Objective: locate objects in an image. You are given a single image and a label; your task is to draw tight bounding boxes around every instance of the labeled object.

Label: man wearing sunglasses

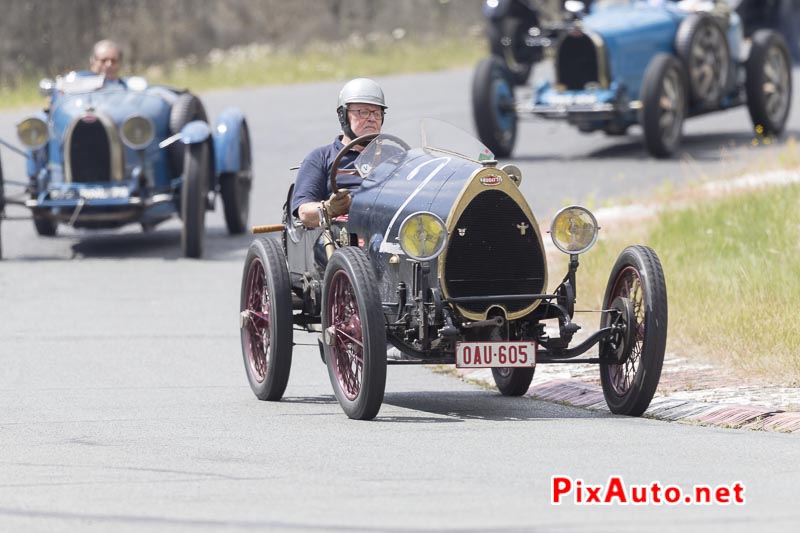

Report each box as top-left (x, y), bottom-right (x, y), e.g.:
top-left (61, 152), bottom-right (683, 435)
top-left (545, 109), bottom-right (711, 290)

top-left (291, 78), bottom-right (388, 228)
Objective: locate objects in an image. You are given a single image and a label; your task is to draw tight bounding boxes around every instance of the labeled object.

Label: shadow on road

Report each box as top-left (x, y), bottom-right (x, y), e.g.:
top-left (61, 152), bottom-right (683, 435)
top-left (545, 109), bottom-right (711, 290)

top-left (69, 226), bottom-right (253, 261)
top-left (510, 129), bottom-right (799, 163)
top-left (382, 390), bottom-right (609, 423)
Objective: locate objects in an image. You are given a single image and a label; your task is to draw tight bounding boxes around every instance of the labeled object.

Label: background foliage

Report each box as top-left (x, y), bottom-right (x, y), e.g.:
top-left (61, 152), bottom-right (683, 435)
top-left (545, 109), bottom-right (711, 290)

top-left (0, 0), bottom-right (482, 86)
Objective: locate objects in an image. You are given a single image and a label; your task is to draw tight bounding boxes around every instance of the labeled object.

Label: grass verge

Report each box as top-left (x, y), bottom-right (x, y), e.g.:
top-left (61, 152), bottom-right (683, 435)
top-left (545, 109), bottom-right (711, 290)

top-left (571, 182), bottom-right (800, 385)
top-left (0, 34), bottom-right (486, 110)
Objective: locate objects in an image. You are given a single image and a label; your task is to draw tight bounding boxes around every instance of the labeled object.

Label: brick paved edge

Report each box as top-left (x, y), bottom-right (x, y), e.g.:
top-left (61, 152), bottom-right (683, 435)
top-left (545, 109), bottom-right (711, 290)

top-left (455, 369), bottom-right (800, 434)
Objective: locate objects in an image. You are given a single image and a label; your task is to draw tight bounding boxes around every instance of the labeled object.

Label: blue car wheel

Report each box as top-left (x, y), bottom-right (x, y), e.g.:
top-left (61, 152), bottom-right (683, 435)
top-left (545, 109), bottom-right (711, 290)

top-left (639, 53), bottom-right (688, 158)
top-left (472, 56), bottom-right (518, 158)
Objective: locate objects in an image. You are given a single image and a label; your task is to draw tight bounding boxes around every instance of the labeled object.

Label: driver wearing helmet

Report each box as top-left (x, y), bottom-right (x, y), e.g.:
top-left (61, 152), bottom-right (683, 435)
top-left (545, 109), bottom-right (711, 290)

top-left (291, 78), bottom-right (387, 228)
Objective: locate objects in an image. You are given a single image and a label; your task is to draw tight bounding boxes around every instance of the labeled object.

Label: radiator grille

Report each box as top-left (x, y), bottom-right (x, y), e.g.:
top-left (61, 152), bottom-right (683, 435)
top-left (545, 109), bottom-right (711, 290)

top-left (69, 118), bottom-right (111, 183)
top-left (444, 190), bottom-right (546, 314)
top-left (558, 33), bottom-right (599, 91)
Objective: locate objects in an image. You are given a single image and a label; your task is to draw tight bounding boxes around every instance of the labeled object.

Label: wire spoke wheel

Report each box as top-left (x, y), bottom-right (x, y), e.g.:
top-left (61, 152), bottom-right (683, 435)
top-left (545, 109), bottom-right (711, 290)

top-left (322, 247), bottom-right (386, 420)
top-left (600, 245), bottom-right (667, 416)
top-left (329, 270), bottom-right (364, 400)
top-left (239, 237), bottom-right (293, 401)
top-left (243, 257), bottom-right (270, 383)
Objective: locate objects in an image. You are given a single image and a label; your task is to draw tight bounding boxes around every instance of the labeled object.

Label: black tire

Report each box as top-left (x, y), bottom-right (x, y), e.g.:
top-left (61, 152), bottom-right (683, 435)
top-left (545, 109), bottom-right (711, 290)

top-left (639, 53), bottom-right (687, 158)
top-left (33, 215), bottom-right (57, 237)
top-left (240, 236), bottom-right (293, 401)
top-left (492, 367), bottom-right (535, 396)
top-left (322, 247), bottom-right (387, 420)
top-left (674, 13), bottom-right (731, 108)
top-left (181, 142), bottom-right (208, 258)
top-left (599, 245), bottom-right (668, 416)
top-left (745, 29), bottom-right (792, 136)
top-left (488, 17), bottom-right (537, 86)
top-left (169, 92), bottom-right (208, 178)
top-left (220, 121), bottom-right (253, 235)
top-left (472, 56), bottom-right (518, 158)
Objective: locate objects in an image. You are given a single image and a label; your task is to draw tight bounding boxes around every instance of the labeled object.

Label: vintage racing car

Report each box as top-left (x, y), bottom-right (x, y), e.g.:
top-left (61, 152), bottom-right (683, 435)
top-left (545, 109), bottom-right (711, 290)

top-left (0, 72), bottom-right (252, 259)
top-left (473, 0), bottom-right (793, 158)
top-left (238, 119), bottom-right (668, 420)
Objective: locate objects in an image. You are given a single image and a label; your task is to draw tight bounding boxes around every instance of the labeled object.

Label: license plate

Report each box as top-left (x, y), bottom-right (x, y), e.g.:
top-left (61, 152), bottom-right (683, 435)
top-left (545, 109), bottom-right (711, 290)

top-left (456, 341), bottom-right (536, 368)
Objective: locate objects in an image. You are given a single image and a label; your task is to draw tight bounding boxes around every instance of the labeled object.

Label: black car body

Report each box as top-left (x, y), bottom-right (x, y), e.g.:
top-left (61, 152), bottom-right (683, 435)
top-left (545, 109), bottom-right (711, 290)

top-left (239, 119), bottom-right (668, 420)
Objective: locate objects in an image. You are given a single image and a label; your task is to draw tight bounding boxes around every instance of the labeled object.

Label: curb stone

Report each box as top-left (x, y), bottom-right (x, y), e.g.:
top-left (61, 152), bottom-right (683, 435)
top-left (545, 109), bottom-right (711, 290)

top-left (455, 369), bottom-right (800, 434)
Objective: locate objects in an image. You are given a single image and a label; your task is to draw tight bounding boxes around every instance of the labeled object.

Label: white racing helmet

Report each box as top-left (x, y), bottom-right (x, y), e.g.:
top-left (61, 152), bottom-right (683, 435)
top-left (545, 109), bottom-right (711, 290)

top-left (336, 78), bottom-right (387, 139)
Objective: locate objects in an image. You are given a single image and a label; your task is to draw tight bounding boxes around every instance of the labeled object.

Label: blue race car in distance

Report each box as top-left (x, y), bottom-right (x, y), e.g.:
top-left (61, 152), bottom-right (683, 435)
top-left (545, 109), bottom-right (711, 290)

top-left (472, 0), bottom-right (793, 158)
top-left (0, 72), bottom-right (252, 258)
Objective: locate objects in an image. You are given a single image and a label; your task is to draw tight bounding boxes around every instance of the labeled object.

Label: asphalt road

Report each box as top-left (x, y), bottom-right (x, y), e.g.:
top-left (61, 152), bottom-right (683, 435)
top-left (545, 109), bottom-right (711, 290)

top-left (1, 67), bottom-right (800, 532)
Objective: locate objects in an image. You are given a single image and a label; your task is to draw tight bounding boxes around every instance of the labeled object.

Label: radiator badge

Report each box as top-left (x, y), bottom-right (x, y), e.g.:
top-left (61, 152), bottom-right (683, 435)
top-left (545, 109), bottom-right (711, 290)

top-left (517, 222), bottom-right (529, 236)
top-left (457, 228), bottom-right (467, 237)
top-left (480, 175), bottom-right (502, 186)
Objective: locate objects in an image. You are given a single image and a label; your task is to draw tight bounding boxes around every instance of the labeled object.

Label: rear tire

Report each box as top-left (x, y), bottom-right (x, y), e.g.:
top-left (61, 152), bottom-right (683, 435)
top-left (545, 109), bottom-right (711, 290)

top-left (675, 13), bottom-right (731, 109)
top-left (220, 122), bottom-right (252, 235)
top-left (240, 236), bottom-right (293, 401)
top-left (181, 142), bottom-right (208, 258)
top-left (745, 29), bottom-right (792, 136)
top-left (472, 56), bottom-right (517, 158)
top-left (33, 215), bottom-right (57, 237)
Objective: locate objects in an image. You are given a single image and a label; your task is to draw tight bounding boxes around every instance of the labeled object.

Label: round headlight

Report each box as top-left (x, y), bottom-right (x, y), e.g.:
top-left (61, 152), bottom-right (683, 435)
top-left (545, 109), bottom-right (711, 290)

top-left (121, 115), bottom-right (155, 150)
top-left (550, 205), bottom-right (599, 255)
top-left (398, 211), bottom-right (448, 261)
top-left (16, 118), bottom-right (48, 150)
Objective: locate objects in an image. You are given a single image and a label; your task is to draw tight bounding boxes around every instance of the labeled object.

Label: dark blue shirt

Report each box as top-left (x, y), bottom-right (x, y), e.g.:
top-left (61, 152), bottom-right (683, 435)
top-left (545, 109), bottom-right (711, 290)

top-left (291, 136), bottom-right (363, 216)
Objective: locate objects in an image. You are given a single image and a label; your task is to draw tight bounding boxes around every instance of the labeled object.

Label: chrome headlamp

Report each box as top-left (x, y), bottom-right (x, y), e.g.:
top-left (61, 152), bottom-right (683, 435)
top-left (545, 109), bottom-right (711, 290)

top-left (17, 118), bottom-right (49, 150)
top-left (550, 205), bottom-right (599, 255)
top-left (121, 115), bottom-right (155, 150)
top-left (398, 211), bottom-right (448, 261)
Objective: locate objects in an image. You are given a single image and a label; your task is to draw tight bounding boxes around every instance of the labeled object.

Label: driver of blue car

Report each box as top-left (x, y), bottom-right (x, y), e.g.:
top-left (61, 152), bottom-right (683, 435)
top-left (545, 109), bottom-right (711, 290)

top-left (291, 77), bottom-right (387, 228)
top-left (89, 39), bottom-right (125, 88)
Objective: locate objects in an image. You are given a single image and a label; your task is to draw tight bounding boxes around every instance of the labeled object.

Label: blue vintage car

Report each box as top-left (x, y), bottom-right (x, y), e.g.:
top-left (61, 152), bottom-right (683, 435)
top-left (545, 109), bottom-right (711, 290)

top-left (0, 72), bottom-right (252, 258)
top-left (472, 0), bottom-right (793, 158)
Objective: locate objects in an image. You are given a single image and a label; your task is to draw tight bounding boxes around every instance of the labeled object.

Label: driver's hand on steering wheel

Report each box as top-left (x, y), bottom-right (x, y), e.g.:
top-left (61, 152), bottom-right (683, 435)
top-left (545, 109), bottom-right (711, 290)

top-left (323, 190), bottom-right (352, 218)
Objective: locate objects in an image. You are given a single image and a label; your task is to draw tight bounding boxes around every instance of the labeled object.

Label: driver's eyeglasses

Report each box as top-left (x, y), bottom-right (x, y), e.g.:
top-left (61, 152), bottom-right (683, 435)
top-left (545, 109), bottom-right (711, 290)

top-left (349, 108), bottom-right (383, 119)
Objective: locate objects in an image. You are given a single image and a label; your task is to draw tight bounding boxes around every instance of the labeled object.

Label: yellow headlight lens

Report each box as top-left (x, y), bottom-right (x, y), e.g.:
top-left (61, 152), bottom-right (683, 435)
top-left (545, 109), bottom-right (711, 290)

top-left (121, 115), bottom-right (155, 150)
top-left (17, 118), bottom-right (49, 150)
top-left (550, 206), bottom-right (598, 254)
top-left (398, 212), bottom-right (448, 261)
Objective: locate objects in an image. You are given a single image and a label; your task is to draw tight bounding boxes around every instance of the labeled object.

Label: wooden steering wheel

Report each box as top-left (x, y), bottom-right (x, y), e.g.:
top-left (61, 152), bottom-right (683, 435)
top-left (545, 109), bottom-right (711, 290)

top-left (329, 133), bottom-right (411, 193)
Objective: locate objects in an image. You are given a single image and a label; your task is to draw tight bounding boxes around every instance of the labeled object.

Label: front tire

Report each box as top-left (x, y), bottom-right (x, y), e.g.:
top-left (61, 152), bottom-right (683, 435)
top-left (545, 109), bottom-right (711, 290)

top-left (640, 53), bottom-right (687, 158)
top-left (181, 142), bottom-right (208, 258)
top-left (746, 29), bottom-right (792, 136)
top-left (599, 245), bottom-right (668, 416)
top-left (472, 56), bottom-right (517, 158)
top-left (240, 236), bottom-right (293, 401)
top-left (322, 247), bottom-right (387, 420)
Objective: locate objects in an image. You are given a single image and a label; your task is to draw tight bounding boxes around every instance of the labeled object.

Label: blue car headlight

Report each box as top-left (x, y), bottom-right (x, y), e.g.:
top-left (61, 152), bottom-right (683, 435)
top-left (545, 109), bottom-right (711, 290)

top-left (121, 115), bottom-right (155, 150)
top-left (17, 118), bottom-right (48, 150)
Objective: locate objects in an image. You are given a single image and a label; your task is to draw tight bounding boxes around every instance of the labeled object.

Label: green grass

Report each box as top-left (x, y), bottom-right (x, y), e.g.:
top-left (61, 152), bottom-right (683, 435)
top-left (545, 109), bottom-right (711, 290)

top-left (572, 183), bottom-right (800, 385)
top-left (0, 35), bottom-right (486, 110)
